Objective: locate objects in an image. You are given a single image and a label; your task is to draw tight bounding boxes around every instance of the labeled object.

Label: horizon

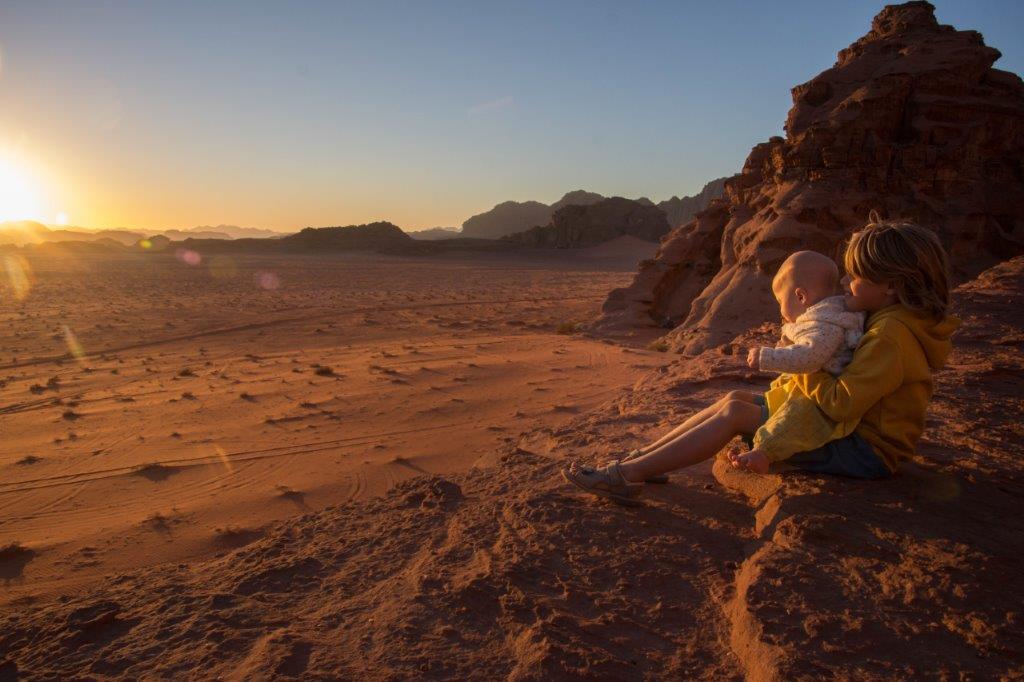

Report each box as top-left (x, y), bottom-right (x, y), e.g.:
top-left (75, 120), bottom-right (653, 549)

top-left (1, 0), bottom-right (1022, 232)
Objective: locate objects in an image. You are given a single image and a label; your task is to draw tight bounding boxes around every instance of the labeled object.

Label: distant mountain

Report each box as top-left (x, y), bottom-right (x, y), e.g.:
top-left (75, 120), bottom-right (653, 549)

top-left (503, 198), bottom-right (670, 248)
top-left (549, 190), bottom-right (605, 212)
top-left (282, 223), bottom-right (412, 250)
top-left (460, 200), bottom-right (553, 240)
top-left (0, 220), bottom-right (49, 245)
top-left (656, 177), bottom-right (728, 228)
top-left (185, 225), bottom-right (289, 239)
top-left (460, 182), bottom-right (726, 239)
top-left (0, 221), bottom-right (145, 247)
top-left (159, 229), bottom-right (233, 241)
top-left (0, 221), bottom-right (291, 247)
top-left (408, 226), bottom-right (461, 241)
top-left (176, 222), bottom-right (414, 253)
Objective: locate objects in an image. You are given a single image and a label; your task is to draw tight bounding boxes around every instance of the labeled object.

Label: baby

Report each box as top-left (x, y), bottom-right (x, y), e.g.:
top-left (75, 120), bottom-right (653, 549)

top-left (729, 250), bottom-right (865, 474)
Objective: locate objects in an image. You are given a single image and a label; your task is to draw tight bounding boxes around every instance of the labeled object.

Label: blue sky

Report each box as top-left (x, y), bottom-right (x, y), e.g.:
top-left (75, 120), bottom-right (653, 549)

top-left (1, 0), bottom-right (1021, 230)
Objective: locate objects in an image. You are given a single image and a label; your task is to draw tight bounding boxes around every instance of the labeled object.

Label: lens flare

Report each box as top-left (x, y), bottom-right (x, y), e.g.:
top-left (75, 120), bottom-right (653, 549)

top-left (62, 324), bottom-right (87, 363)
top-left (3, 255), bottom-right (34, 301)
top-left (255, 271), bottom-right (280, 290)
top-left (214, 445), bottom-right (234, 474)
top-left (175, 248), bottom-right (202, 266)
top-left (139, 239), bottom-right (153, 250)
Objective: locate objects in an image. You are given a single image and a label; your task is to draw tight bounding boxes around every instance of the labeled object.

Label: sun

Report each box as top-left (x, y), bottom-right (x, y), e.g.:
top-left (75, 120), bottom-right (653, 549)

top-left (0, 157), bottom-right (44, 223)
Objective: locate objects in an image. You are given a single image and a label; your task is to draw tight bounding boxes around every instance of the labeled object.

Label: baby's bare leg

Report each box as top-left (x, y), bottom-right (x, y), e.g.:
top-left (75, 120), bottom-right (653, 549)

top-left (619, 398), bottom-right (764, 482)
top-left (636, 390), bottom-right (759, 454)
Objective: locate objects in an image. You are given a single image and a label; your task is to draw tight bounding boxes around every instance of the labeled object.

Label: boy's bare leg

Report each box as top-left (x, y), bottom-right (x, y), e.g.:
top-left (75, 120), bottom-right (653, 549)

top-left (633, 390), bottom-right (759, 455)
top-left (618, 399), bottom-right (764, 483)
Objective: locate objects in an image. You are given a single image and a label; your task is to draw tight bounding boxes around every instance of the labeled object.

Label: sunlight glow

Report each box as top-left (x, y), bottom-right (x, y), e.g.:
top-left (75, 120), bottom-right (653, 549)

top-left (56, 211), bottom-right (69, 225)
top-left (0, 157), bottom-right (44, 222)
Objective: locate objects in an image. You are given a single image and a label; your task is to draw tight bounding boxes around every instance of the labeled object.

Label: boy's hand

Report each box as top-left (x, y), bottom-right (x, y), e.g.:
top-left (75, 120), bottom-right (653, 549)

top-left (746, 348), bottom-right (760, 369)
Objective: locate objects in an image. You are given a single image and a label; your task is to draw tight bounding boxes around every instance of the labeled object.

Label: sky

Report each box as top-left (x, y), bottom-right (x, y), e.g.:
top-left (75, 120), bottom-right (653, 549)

top-left (0, 1), bottom-right (1022, 232)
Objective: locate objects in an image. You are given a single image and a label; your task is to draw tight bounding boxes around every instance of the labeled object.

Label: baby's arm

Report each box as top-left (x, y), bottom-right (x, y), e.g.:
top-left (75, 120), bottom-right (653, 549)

top-left (756, 323), bottom-right (845, 374)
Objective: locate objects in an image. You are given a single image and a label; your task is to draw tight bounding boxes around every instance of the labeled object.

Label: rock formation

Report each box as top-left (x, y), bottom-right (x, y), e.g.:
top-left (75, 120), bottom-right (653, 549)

top-left (549, 189), bottom-right (605, 212)
top-left (657, 177), bottom-right (727, 228)
top-left (460, 200), bottom-right (558, 240)
top-left (461, 184), bottom-right (725, 240)
top-left (276, 222), bottom-right (413, 251)
top-left (594, 1), bottom-right (1024, 352)
top-left (503, 198), bottom-right (670, 248)
top-left (175, 222), bottom-right (412, 254)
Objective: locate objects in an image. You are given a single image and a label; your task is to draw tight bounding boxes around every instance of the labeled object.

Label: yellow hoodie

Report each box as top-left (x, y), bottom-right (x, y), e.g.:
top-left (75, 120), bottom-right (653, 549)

top-left (785, 304), bottom-right (959, 472)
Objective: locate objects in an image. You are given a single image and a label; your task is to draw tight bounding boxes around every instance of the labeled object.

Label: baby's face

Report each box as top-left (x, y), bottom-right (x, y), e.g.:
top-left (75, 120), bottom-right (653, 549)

top-left (772, 278), bottom-right (806, 323)
top-left (772, 272), bottom-right (831, 323)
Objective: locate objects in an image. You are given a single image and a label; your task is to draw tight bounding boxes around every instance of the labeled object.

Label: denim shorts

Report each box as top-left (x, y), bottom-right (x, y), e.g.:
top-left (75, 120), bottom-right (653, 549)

top-left (740, 394), bottom-right (771, 449)
top-left (743, 393), bottom-right (892, 480)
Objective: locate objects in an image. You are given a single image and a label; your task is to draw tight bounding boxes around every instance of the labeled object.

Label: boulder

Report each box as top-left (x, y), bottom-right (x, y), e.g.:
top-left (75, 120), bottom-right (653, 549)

top-left (593, 1), bottom-right (1024, 352)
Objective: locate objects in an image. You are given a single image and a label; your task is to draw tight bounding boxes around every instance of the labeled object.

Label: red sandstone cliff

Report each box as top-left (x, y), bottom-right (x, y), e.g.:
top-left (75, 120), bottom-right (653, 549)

top-left (594, 1), bottom-right (1024, 352)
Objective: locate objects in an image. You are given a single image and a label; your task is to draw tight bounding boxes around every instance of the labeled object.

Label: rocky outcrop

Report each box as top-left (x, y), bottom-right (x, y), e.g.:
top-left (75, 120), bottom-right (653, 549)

top-left (176, 222), bottom-right (413, 254)
top-left (460, 191), bottom-right (607, 240)
top-left (277, 222), bottom-right (413, 250)
top-left (594, 1), bottom-right (1024, 352)
top-left (549, 189), bottom-right (605, 212)
top-left (656, 177), bottom-right (727, 228)
top-left (502, 198), bottom-right (670, 248)
top-left (460, 200), bottom-right (553, 239)
top-left (461, 185), bottom-right (722, 240)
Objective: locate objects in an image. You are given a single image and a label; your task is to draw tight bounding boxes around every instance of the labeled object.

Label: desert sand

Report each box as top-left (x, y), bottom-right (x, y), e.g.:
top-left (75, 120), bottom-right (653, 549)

top-left (0, 240), bottom-right (664, 605)
top-left (2, 249), bottom-right (1022, 680)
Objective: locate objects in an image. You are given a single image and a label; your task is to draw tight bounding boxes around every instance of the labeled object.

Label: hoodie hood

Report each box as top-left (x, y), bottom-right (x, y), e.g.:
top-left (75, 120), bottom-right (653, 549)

top-left (869, 304), bottom-right (961, 370)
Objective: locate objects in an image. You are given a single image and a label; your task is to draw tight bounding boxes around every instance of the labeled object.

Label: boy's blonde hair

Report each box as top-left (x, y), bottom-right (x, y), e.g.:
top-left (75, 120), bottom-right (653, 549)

top-left (844, 211), bottom-right (950, 319)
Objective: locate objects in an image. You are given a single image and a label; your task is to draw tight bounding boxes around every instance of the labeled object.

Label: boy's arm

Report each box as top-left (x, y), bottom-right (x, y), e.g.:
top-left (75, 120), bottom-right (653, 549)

top-left (758, 324), bottom-right (845, 374)
top-left (790, 332), bottom-right (904, 423)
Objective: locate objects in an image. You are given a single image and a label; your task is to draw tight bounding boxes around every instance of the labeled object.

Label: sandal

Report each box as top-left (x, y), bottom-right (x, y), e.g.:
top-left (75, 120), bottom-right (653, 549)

top-left (621, 449), bottom-right (669, 484)
top-left (561, 460), bottom-right (643, 506)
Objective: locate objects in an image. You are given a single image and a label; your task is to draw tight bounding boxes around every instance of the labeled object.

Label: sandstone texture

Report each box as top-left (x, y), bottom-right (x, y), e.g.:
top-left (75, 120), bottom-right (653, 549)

top-left (595, 1), bottom-right (1024, 352)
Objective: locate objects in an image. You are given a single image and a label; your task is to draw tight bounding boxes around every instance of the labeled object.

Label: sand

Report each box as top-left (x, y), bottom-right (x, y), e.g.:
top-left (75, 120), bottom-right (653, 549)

top-left (1, 248), bottom-right (1021, 679)
top-left (0, 245), bottom-right (664, 604)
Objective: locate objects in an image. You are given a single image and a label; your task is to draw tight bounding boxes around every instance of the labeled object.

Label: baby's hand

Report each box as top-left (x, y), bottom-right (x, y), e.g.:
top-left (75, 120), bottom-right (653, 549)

top-left (746, 348), bottom-right (760, 369)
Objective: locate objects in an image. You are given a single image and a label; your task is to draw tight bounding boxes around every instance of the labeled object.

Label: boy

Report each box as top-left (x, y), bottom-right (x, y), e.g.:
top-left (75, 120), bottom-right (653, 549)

top-left (561, 218), bottom-right (958, 505)
top-left (727, 250), bottom-right (864, 474)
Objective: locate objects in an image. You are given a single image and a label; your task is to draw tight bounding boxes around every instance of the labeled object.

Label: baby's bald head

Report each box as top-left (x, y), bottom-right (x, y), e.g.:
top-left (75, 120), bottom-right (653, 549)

top-left (772, 251), bottom-right (839, 322)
